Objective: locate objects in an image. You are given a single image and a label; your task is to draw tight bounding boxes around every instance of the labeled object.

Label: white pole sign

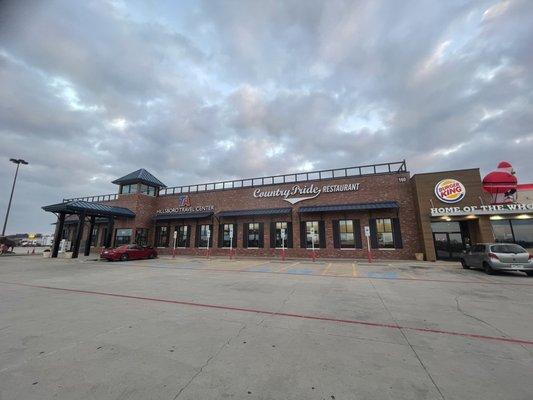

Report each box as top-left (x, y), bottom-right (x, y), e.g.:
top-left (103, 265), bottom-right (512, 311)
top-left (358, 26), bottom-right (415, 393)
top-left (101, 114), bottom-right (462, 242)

top-left (364, 226), bottom-right (370, 237)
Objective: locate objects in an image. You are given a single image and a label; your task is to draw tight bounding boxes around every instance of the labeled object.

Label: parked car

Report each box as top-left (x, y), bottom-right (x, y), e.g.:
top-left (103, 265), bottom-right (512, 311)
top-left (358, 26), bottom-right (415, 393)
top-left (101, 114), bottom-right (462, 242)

top-left (460, 243), bottom-right (533, 276)
top-left (100, 244), bottom-right (157, 261)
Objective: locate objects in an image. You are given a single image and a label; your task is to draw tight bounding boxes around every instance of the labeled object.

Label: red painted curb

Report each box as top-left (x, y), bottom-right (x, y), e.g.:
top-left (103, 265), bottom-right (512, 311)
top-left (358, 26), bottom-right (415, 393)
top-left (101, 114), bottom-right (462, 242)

top-left (1, 280), bottom-right (532, 346)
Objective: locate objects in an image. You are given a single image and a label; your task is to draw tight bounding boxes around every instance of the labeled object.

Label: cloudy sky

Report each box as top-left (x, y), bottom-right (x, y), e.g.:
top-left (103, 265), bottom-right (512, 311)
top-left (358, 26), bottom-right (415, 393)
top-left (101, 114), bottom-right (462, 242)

top-left (1, 0), bottom-right (532, 234)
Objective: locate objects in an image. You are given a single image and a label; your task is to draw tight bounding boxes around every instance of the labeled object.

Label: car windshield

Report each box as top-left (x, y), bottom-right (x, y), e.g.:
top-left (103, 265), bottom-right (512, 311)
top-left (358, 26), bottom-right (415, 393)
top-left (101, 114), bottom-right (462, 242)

top-left (490, 244), bottom-right (526, 254)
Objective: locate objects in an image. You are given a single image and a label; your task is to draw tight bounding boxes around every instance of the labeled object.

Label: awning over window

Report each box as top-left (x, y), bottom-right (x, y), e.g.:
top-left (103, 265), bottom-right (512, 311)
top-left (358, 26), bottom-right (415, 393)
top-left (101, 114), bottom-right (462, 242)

top-left (299, 201), bottom-right (399, 213)
top-left (153, 211), bottom-right (214, 221)
top-left (42, 200), bottom-right (135, 218)
top-left (217, 207), bottom-right (292, 218)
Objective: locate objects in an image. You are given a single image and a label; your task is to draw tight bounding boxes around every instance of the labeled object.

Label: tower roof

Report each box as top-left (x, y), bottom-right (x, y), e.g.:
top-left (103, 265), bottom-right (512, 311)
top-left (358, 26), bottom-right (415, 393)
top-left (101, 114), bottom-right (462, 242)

top-left (112, 168), bottom-right (166, 187)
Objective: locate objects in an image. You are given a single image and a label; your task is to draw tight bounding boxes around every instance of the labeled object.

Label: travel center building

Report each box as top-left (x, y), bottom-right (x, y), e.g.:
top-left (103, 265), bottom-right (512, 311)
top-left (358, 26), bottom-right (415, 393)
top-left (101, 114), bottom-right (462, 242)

top-left (43, 160), bottom-right (533, 261)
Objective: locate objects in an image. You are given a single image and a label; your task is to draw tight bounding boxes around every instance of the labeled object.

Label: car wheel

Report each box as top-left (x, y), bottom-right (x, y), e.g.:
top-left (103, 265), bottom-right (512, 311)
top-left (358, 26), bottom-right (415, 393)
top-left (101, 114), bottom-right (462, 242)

top-left (525, 271), bottom-right (533, 277)
top-left (483, 262), bottom-right (495, 275)
top-left (460, 259), bottom-right (470, 269)
top-left (148, 253), bottom-right (155, 259)
top-left (121, 254), bottom-right (129, 262)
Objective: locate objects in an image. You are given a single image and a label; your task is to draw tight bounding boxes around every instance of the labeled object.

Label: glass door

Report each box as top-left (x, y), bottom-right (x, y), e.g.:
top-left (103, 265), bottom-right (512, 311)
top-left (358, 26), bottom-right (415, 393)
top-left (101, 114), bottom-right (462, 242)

top-left (432, 232), bottom-right (465, 260)
top-left (433, 233), bottom-right (450, 260)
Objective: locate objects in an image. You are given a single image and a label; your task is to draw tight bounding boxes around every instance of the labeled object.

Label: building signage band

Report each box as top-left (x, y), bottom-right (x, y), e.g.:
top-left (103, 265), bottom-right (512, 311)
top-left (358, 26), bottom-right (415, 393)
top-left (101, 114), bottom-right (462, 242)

top-left (430, 203), bottom-right (533, 217)
top-left (156, 205), bottom-right (214, 214)
top-left (253, 183), bottom-right (361, 205)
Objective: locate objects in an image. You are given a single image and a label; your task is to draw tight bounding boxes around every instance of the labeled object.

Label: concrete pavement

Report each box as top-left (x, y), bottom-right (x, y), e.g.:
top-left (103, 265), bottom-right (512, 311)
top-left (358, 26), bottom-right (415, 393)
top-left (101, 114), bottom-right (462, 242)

top-left (0, 255), bottom-right (532, 399)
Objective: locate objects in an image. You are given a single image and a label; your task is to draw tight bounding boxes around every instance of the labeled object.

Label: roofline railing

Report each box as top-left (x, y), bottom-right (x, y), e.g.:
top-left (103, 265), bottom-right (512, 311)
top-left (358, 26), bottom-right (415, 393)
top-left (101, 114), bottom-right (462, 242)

top-left (63, 194), bottom-right (118, 203)
top-left (63, 160), bottom-right (407, 203)
top-left (160, 160), bottom-right (407, 197)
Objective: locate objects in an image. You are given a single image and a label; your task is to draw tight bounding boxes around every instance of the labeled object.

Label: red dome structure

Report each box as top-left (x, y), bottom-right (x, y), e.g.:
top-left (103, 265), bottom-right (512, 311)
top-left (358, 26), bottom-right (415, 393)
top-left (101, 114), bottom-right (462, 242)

top-left (482, 161), bottom-right (517, 204)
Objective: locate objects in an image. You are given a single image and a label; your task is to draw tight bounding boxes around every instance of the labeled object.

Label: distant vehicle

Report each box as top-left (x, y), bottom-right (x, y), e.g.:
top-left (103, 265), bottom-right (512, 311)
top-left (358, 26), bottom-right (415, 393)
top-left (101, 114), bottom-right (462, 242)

top-left (461, 243), bottom-right (533, 276)
top-left (100, 245), bottom-right (157, 261)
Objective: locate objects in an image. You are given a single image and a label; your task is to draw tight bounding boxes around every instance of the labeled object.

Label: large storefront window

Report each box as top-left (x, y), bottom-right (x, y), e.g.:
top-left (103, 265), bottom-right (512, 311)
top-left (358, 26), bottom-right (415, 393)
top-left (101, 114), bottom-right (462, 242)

top-left (221, 224), bottom-right (233, 247)
top-left (246, 223), bottom-right (260, 248)
top-left (176, 225), bottom-right (189, 247)
top-left (275, 222), bottom-right (288, 248)
top-left (376, 218), bottom-right (394, 248)
top-left (198, 225), bottom-right (211, 247)
top-left (155, 226), bottom-right (169, 247)
top-left (492, 219), bottom-right (533, 248)
top-left (115, 229), bottom-right (132, 246)
top-left (135, 228), bottom-right (149, 246)
top-left (305, 221), bottom-right (319, 249)
top-left (339, 220), bottom-right (355, 248)
top-left (100, 227), bottom-right (108, 246)
top-left (91, 226), bottom-right (99, 246)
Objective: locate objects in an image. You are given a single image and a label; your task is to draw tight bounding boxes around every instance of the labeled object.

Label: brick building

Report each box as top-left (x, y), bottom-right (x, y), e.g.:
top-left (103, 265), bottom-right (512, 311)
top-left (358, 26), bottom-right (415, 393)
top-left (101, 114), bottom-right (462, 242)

top-left (43, 160), bottom-right (533, 261)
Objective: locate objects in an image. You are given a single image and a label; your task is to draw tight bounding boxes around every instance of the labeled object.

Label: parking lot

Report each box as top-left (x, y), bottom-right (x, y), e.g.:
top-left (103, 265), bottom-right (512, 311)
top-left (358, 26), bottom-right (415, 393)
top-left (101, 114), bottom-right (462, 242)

top-left (1, 255), bottom-right (532, 400)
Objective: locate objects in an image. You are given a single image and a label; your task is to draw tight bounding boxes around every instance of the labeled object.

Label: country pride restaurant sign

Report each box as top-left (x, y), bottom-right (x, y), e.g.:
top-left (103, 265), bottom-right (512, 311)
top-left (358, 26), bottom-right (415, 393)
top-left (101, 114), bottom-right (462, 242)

top-left (253, 182), bottom-right (361, 204)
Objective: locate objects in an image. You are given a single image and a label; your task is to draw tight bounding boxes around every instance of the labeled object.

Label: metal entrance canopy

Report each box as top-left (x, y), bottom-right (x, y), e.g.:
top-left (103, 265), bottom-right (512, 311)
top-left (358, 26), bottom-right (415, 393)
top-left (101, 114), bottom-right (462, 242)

top-left (42, 200), bottom-right (135, 259)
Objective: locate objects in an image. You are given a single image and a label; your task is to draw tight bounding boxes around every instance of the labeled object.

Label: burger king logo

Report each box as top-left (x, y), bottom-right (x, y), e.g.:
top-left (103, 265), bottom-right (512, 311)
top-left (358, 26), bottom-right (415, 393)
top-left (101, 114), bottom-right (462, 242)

top-left (434, 179), bottom-right (466, 203)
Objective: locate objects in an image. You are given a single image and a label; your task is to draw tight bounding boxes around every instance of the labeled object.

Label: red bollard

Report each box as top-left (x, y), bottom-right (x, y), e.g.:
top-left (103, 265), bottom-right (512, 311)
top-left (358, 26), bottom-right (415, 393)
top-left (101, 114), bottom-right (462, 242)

top-left (281, 248), bottom-right (286, 261)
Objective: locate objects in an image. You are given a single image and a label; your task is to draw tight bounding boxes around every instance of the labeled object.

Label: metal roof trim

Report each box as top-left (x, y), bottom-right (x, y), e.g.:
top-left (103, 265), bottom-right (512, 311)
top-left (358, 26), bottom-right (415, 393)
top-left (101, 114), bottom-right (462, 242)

top-left (112, 168), bottom-right (166, 187)
top-left (42, 201), bottom-right (135, 218)
top-left (217, 208), bottom-right (292, 217)
top-left (298, 201), bottom-right (399, 213)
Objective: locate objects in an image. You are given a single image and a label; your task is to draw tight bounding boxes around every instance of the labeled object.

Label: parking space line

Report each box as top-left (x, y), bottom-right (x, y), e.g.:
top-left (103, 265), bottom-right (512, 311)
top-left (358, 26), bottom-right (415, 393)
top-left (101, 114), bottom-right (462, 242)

top-left (2, 280), bottom-right (533, 346)
top-left (276, 261), bottom-right (300, 272)
top-left (321, 262), bottom-right (333, 276)
top-left (94, 261), bottom-right (533, 286)
top-left (352, 262), bottom-right (358, 277)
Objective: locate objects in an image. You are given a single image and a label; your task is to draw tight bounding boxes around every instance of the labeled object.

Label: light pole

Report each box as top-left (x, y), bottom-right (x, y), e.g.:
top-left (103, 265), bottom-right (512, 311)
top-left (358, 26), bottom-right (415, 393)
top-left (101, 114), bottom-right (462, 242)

top-left (2, 158), bottom-right (28, 236)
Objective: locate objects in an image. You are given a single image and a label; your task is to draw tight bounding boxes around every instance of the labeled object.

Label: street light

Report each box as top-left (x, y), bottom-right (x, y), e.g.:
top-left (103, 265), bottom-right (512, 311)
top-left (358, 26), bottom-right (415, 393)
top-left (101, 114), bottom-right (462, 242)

top-left (2, 158), bottom-right (29, 236)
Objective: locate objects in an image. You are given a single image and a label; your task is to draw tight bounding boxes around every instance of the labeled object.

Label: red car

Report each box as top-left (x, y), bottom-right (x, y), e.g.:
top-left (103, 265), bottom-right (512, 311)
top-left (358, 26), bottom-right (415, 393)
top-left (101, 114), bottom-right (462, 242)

top-left (100, 245), bottom-right (157, 261)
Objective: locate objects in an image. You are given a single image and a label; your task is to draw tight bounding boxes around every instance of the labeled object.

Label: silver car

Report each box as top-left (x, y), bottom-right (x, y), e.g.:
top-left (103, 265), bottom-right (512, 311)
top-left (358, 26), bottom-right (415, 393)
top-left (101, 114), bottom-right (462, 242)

top-left (461, 243), bottom-right (533, 276)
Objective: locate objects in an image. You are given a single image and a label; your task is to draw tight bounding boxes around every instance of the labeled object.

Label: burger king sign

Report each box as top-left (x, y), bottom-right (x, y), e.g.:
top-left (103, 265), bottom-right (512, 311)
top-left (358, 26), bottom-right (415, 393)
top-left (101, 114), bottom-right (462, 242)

top-left (434, 179), bottom-right (466, 203)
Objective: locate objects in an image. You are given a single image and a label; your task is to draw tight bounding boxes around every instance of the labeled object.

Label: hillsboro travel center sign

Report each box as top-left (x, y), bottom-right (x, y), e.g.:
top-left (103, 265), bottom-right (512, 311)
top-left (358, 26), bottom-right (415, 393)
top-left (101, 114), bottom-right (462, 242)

top-left (431, 203), bottom-right (533, 217)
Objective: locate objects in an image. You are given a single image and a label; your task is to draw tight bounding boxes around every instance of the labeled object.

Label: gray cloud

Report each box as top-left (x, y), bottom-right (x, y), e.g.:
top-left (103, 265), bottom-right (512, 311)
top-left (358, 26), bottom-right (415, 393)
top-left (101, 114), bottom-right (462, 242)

top-left (0, 0), bottom-right (532, 234)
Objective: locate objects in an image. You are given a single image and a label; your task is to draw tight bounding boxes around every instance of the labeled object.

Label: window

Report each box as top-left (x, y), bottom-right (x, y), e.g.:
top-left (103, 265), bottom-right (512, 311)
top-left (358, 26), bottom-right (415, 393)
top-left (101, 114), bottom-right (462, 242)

top-left (275, 222), bottom-right (288, 248)
top-left (247, 223), bottom-right (260, 248)
top-left (376, 218), bottom-right (394, 248)
top-left (305, 221), bottom-right (319, 249)
top-left (121, 184), bottom-right (137, 194)
top-left (198, 225), bottom-right (211, 247)
top-left (140, 184), bottom-right (156, 196)
top-left (510, 219), bottom-right (533, 249)
top-left (135, 228), bottom-right (149, 246)
top-left (492, 219), bottom-right (533, 248)
top-left (221, 224), bottom-right (234, 247)
top-left (430, 221), bottom-right (461, 233)
top-left (490, 244), bottom-right (527, 254)
top-left (90, 226), bottom-right (99, 246)
top-left (100, 227), bottom-right (108, 246)
top-left (115, 229), bottom-right (132, 246)
top-left (339, 220), bottom-right (355, 248)
top-left (176, 225), bottom-right (188, 247)
top-left (155, 226), bottom-right (169, 247)
top-left (492, 220), bottom-right (514, 243)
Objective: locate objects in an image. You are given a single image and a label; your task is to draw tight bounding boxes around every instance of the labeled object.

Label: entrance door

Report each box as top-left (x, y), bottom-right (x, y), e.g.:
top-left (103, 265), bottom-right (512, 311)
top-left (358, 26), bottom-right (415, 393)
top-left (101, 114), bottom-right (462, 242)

top-left (433, 232), bottom-right (465, 260)
top-left (431, 221), bottom-right (468, 261)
